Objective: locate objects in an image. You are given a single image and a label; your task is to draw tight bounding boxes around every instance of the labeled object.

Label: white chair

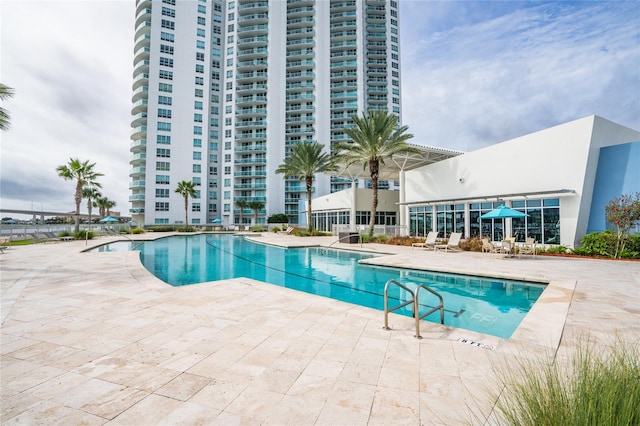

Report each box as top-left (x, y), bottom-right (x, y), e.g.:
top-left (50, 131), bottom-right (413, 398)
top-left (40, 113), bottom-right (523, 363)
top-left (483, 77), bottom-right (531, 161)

top-left (434, 232), bottom-right (462, 252)
top-left (412, 231), bottom-right (438, 249)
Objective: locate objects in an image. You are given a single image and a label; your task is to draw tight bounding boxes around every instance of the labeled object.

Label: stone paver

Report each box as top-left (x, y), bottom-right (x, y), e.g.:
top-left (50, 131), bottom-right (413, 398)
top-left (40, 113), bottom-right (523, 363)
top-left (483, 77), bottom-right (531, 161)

top-left (1, 233), bottom-right (638, 425)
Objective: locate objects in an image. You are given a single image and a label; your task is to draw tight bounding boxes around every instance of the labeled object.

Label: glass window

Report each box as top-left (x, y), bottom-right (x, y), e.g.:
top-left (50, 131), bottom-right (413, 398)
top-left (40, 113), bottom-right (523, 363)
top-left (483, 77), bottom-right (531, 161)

top-left (193, 152), bottom-right (202, 160)
top-left (161, 19), bottom-right (174, 30)
top-left (193, 138), bottom-right (202, 147)
top-left (157, 135), bottom-right (171, 144)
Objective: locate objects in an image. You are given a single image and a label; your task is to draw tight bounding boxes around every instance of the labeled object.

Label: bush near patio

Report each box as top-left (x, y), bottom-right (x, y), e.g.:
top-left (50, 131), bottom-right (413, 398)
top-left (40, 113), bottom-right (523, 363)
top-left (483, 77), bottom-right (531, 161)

top-left (492, 338), bottom-right (639, 426)
top-left (572, 231), bottom-right (640, 259)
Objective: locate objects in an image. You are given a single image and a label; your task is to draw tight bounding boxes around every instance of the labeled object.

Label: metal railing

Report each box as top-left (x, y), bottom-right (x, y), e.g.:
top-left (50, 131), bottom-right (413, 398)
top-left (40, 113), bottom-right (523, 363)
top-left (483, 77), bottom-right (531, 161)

top-left (383, 279), bottom-right (444, 339)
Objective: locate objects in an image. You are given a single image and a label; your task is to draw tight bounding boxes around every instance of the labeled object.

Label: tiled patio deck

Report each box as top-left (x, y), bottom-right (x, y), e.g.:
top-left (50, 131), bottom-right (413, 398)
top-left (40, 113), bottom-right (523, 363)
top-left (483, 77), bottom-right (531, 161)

top-left (1, 233), bottom-right (638, 425)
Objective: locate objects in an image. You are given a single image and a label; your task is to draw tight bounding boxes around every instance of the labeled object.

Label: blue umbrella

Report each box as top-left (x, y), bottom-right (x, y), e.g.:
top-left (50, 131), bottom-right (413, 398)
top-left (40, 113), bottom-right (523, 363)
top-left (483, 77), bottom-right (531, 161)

top-left (479, 205), bottom-right (528, 240)
top-left (99, 216), bottom-right (120, 223)
top-left (479, 205), bottom-right (528, 220)
top-left (211, 218), bottom-right (223, 224)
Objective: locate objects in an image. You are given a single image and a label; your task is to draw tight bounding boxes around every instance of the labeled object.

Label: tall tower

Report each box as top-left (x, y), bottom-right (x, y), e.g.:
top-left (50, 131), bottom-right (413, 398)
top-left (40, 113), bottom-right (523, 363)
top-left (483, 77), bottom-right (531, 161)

top-left (130, 0), bottom-right (402, 227)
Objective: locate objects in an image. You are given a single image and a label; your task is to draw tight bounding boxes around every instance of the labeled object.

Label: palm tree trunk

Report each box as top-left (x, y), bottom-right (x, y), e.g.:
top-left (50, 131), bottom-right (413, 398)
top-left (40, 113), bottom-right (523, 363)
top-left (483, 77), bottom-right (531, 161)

top-left (184, 196), bottom-right (188, 228)
top-left (369, 160), bottom-right (379, 237)
top-left (74, 180), bottom-right (82, 233)
top-left (306, 176), bottom-right (313, 232)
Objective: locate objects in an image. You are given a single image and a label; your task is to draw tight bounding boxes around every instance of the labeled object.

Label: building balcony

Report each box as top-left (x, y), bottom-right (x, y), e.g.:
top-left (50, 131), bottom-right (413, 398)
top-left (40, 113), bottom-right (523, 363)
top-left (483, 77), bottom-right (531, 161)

top-left (235, 143), bottom-right (266, 152)
top-left (286, 49), bottom-right (315, 59)
top-left (237, 35), bottom-right (268, 48)
top-left (366, 31), bottom-right (387, 40)
top-left (130, 139), bottom-right (147, 153)
top-left (235, 183), bottom-right (267, 190)
top-left (134, 20), bottom-right (151, 40)
top-left (131, 112), bottom-right (147, 127)
top-left (286, 0), bottom-right (314, 6)
top-left (237, 59), bottom-right (268, 70)
top-left (129, 166), bottom-right (146, 177)
top-left (238, 13), bottom-right (268, 25)
top-left (329, 30), bottom-right (357, 40)
top-left (135, 8), bottom-right (151, 28)
top-left (366, 5), bottom-right (386, 14)
top-left (129, 180), bottom-right (146, 189)
top-left (235, 170), bottom-right (267, 177)
top-left (133, 34), bottom-right (151, 53)
top-left (236, 95), bottom-right (267, 105)
top-left (285, 104), bottom-right (315, 112)
top-left (130, 125), bottom-right (147, 139)
top-left (129, 194), bottom-right (146, 201)
top-left (286, 27), bottom-right (315, 37)
top-left (235, 132), bottom-right (267, 140)
top-left (330, 91), bottom-right (357, 100)
top-left (330, 40), bottom-right (357, 49)
top-left (286, 82), bottom-right (315, 91)
top-left (132, 73), bottom-right (149, 90)
top-left (236, 83), bottom-right (268, 93)
top-left (286, 38), bottom-right (315, 48)
top-left (286, 59), bottom-right (315, 69)
top-left (330, 60), bottom-right (357, 69)
top-left (366, 68), bottom-right (387, 76)
top-left (285, 116), bottom-right (315, 123)
top-left (131, 98), bottom-right (148, 115)
top-left (285, 93), bottom-right (315, 101)
top-left (330, 1), bottom-right (356, 10)
top-left (233, 196), bottom-right (267, 202)
top-left (286, 6), bottom-right (314, 18)
top-left (286, 16), bottom-right (315, 29)
top-left (236, 107), bottom-right (267, 116)
top-left (237, 24), bottom-right (268, 36)
top-left (237, 47), bottom-right (268, 59)
top-left (235, 119), bottom-right (267, 128)
top-left (235, 158), bottom-right (267, 165)
top-left (236, 70), bottom-right (268, 82)
top-left (132, 59), bottom-right (150, 78)
top-left (285, 70), bottom-right (315, 80)
top-left (238, 1), bottom-right (268, 13)
top-left (129, 207), bottom-right (145, 214)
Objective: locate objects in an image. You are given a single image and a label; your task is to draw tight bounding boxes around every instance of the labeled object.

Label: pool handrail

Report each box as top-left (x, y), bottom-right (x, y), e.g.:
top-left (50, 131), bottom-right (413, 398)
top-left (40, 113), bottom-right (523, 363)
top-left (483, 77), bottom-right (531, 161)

top-left (383, 279), bottom-right (445, 339)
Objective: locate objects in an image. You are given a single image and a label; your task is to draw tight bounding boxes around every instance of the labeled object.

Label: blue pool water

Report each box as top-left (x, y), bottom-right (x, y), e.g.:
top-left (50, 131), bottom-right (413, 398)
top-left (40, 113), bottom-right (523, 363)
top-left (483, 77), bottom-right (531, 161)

top-left (95, 234), bottom-right (545, 338)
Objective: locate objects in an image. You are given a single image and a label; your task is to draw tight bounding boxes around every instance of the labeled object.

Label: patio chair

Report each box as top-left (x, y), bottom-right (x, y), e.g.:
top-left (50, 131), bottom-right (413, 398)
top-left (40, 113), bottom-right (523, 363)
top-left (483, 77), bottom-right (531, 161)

top-left (412, 231), bottom-right (438, 249)
top-left (434, 232), bottom-right (462, 252)
top-left (500, 240), bottom-right (515, 257)
top-left (481, 238), bottom-right (499, 256)
top-left (519, 237), bottom-right (536, 256)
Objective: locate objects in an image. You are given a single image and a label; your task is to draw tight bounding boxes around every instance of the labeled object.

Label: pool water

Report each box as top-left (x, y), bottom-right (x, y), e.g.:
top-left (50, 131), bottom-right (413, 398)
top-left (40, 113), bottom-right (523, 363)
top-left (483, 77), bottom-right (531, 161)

top-left (95, 234), bottom-right (545, 338)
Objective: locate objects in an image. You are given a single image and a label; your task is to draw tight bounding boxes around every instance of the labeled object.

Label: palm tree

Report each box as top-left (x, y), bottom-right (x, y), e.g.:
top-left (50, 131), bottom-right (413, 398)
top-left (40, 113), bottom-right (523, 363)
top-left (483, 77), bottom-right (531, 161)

top-left (104, 198), bottom-right (116, 216)
top-left (0, 83), bottom-right (15, 131)
top-left (334, 111), bottom-right (420, 237)
top-left (175, 180), bottom-right (197, 229)
top-left (276, 140), bottom-right (338, 232)
top-left (82, 187), bottom-right (102, 227)
top-left (235, 199), bottom-right (249, 227)
top-left (247, 200), bottom-right (265, 227)
top-left (56, 158), bottom-right (103, 232)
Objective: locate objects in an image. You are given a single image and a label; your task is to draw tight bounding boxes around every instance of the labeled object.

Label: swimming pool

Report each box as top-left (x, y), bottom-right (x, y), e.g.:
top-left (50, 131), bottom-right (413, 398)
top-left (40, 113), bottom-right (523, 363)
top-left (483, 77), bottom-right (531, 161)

top-left (95, 234), bottom-right (545, 338)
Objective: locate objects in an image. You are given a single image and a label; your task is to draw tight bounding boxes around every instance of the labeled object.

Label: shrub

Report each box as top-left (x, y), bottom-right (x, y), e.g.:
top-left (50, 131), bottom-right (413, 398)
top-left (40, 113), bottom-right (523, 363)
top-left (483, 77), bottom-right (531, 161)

top-left (271, 226), bottom-right (281, 233)
top-left (58, 231), bottom-right (71, 237)
top-left (130, 227), bottom-right (144, 234)
top-left (492, 337), bottom-right (639, 426)
top-left (545, 245), bottom-right (568, 254)
top-left (73, 230), bottom-right (94, 240)
top-left (249, 225), bottom-right (268, 232)
top-left (459, 236), bottom-right (483, 252)
top-left (267, 214), bottom-right (289, 224)
top-left (384, 236), bottom-right (423, 246)
top-left (178, 226), bottom-right (196, 232)
top-left (144, 225), bottom-right (178, 232)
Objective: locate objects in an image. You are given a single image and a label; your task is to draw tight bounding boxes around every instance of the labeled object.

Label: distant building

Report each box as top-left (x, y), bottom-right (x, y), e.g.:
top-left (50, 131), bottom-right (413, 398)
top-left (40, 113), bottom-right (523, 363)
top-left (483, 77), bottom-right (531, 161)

top-left (129, 0), bottom-right (404, 227)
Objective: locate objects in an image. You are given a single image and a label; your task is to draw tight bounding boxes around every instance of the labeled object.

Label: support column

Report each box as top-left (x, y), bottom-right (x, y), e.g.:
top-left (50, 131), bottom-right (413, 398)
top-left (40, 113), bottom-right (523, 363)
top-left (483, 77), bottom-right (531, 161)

top-left (399, 169), bottom-right (408, 236)
top-left (350, 180), bottom-right (357, 231)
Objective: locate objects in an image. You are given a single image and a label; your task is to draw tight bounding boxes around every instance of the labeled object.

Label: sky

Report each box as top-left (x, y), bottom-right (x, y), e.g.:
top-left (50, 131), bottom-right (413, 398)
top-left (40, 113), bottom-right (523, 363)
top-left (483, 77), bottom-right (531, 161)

top-left (1, 0), bottom-right (638, 217)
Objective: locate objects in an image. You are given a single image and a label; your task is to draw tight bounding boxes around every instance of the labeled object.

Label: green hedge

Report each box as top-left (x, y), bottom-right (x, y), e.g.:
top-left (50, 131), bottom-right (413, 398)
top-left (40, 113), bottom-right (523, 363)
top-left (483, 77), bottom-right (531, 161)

top-left (572, 230), bottom-right (640, 259)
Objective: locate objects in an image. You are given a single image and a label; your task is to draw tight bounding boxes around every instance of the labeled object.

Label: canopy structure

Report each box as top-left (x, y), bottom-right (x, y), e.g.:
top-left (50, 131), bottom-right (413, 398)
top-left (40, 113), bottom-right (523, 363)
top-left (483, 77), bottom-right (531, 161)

top-left (327, 143), bottom-right (462, 181)
top-left (211, 218), bottom-right (223, 224)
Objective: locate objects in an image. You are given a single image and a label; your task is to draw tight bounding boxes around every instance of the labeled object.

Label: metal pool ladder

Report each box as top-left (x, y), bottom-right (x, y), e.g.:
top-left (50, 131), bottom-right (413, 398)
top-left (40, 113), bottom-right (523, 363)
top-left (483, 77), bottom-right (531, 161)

top-left (383, 279), bottom-right (445, 339)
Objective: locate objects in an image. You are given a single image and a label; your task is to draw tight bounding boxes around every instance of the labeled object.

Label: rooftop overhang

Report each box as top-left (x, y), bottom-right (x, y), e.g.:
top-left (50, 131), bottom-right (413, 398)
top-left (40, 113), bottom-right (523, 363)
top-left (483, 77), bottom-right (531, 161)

top-left (327, 143), bottom-right (463, 181)
top-left (399, 189), bottom-right (577, 206)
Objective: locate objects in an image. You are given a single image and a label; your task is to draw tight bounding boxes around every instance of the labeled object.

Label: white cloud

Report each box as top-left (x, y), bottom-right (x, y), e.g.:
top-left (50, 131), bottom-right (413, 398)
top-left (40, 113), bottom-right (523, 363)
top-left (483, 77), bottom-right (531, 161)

top-left (400, 1), bottom-right (640, 151)
top-left (1, 0), bottom-right (134, 215)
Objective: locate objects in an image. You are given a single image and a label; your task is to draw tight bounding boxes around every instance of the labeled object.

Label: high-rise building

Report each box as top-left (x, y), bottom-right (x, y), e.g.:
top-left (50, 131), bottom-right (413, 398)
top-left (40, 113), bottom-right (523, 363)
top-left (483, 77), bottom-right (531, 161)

top-left (130, 0), bottom-right (402, 226)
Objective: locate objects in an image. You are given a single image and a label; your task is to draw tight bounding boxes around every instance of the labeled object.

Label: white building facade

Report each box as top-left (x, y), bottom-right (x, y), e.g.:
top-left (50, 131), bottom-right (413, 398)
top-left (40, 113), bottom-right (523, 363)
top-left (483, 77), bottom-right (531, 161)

top-left (129, 0), bottom-right (403, 227)
top-left (309, 116), bottom-right (640, 248)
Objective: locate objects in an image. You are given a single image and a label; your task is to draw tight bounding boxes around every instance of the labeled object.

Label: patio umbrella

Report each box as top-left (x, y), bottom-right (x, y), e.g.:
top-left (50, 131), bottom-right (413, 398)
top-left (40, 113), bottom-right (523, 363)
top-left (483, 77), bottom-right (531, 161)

top-left (211, 218), bottom-right (223, 224)
top-left (479, 205), bottom-right (528, 240)
top-left (99, 216), bottom-right (120, 223)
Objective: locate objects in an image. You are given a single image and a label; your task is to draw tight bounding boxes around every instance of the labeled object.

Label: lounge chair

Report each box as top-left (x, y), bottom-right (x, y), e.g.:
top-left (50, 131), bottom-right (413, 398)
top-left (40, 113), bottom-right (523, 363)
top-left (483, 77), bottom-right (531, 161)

top-left (412, 231), bottom-right (438, 249)
top-left (434, 232), bottom-right (462, 252)
top-left (43, 232), bottom-right (61, 243)
top-left (278, 226), bottom-right (294, 234)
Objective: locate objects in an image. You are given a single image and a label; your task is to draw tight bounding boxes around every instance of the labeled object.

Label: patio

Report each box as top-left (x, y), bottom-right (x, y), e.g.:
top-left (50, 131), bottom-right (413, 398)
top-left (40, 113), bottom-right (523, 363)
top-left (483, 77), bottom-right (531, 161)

top-left (1, 233), bottom-right (638, 424)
